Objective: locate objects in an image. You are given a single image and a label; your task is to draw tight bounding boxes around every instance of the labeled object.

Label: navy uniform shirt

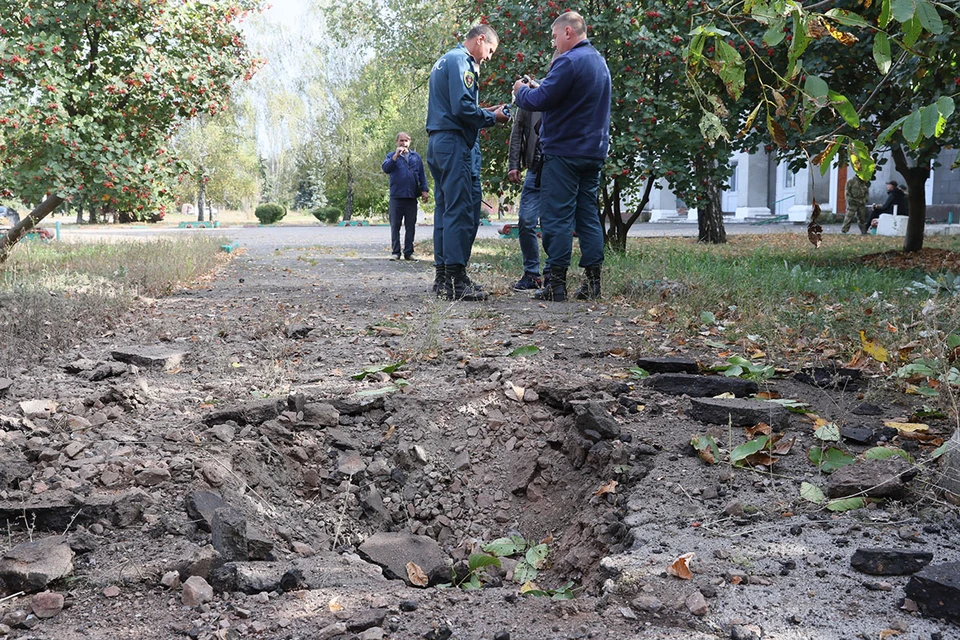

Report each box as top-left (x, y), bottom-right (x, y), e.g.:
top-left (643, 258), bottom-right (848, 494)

top-left (427, 43), bottom-right (497, 148)
top-left (515, 40), bottom-right (611, 161)
top-left (382, 150), bottom-right (428, 199)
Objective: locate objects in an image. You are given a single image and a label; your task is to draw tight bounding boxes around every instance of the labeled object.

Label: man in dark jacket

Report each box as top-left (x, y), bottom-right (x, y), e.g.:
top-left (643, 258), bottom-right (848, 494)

top-left (871, 180), bottom-right (909, 225)
top-left (513, 11), bottom-right (611, 301)
top-left (382, 132), bottom-right (428, 260)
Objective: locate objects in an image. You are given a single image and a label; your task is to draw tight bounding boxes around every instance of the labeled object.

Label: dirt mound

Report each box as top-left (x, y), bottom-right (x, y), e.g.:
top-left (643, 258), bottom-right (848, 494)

top-left (860, 247), bottom-right (960, 272)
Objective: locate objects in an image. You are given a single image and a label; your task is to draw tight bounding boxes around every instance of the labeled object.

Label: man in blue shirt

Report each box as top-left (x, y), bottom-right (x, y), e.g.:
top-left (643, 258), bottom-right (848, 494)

top-left (427, 24), bottom-right (509, 301)
top-left (382, 132), bottom-right (428, 260)
top-left (513, 11), bottom-right (611, 301)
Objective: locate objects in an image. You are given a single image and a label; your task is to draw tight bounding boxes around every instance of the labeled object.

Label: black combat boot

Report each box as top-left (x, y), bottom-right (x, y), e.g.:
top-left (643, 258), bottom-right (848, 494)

top-left (533, 265), bottom-right (567, 301)
top-left (573, 265), bottom-right (602, 300)
top-left (431, 264), bottom-right (445, 297)
top-left (445, 264), bottom-right (488, 302)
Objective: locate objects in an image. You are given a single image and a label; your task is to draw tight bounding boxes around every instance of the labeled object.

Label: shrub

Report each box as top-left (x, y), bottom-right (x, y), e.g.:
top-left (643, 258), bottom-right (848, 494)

top-left (311, 206), bottom-right (341, 224)
top-left (255, 203), bottom-right (286, 224)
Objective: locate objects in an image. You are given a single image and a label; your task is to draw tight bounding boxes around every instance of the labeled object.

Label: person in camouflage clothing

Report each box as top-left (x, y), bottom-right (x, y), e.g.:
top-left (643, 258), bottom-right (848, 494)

top-left (842, 174), bottom-right (870, 235)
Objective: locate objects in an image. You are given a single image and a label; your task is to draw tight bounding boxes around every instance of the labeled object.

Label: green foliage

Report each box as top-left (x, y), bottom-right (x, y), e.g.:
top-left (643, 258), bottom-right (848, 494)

top-left (482, 535), bottom-right (551, 585)
top-left (808, 446), bottom-right (856, 473)
top-left (255, 203), bottom-right (286, 224)
top-left (312, 207), bottom-right (342, 224)
top-left (508, 345), bottom-right (540, 357)
top-left (352, 361), bottom-right (405, 380)
top-left (710, 356), bottom-right (775, 381)
top-left (0, 0), bottom-right (264, 216)
top-left (730, 436), bottom-right (768, 467)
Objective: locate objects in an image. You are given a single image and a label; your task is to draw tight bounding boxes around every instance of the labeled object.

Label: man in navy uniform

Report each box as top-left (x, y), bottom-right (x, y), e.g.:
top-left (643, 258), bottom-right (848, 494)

top-left (382, 132), bottom-right (428, 260)
top-left (427, 24), bottom-right (509, 301)
top-left (513, 11), bottom-right (610, 301)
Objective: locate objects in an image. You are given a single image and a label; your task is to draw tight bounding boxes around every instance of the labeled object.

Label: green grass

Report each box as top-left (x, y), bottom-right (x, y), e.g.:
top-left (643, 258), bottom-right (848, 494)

top-left (0, 236), bottom-right (226, 368)
top-left (462, 233), bottom-right (960, 362)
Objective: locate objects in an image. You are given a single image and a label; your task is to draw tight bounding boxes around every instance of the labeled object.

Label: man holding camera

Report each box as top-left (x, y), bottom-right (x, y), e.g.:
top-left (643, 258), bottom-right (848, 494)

top-left (382, 132), bottom-right (428, 260)
top-left (513, 11), bottom-right (611, 301)
top-left (427, 24), bottom-right (510, 302)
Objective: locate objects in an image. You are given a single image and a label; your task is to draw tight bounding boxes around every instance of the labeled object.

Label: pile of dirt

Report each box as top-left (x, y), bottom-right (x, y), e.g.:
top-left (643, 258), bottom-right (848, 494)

top-left (0, 238), bottom-right (957, 640)
top-left (860, 247), bottom-right (960, 273)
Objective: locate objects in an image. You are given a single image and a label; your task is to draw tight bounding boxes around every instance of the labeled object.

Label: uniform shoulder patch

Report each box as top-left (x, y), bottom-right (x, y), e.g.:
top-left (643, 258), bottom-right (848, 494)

top-left (463, 70), bottom-right (475, 89)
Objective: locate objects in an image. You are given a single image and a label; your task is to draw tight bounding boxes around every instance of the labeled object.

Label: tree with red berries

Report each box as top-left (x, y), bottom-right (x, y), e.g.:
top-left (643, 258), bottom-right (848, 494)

top-left (688, 0), bottom-right (959, 252)
top-left (476, 0), bottom-right (748, 249)
top-left (0, 0), bottom-right (264, 261)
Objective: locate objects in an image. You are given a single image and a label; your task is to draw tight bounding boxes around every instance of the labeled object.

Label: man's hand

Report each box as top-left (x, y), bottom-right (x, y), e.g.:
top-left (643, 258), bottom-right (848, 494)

top-left (420, 191), bottom-right (429, 203)
top-left (393, 147), bottom-right (407, 160)
top-left (493, 104), bottom-right (510, 123)
top-left (507, 169), bottom-right (522, 184)
top-left (512, 78), bottom-right (526, 95)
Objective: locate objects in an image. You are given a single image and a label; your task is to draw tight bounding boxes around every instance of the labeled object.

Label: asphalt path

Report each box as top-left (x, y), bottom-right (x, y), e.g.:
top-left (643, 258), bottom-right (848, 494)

top-left (54, 220), bottom-right (809, 254)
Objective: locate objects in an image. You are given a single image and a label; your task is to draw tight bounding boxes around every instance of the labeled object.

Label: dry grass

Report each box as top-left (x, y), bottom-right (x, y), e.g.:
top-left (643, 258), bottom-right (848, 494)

top-left (0, 236), bottom-right (226, 371)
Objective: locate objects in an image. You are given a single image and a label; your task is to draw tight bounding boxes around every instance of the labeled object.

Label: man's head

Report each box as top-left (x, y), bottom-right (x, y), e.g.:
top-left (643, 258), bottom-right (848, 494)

top-left (395, 132), bottom-right (411, 150)
top-left (551, 11), bottom-right (587, 54)
top-left (886, 180), bottom-right (898, 192)
top-left (464, 25), bottom-right (499, 65)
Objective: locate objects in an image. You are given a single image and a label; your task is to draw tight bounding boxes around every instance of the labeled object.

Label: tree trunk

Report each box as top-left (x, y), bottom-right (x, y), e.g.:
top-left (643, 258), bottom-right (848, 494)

top-left (76, 201), bottom-right (84, 225)
top-left (600, 176), bottom-right (652, 253)
top-left (197, 181), bottom-right (206, 222)
top-left (343, 164), bottom-right (354, 221)
top-left (891, 146), bottom-right (929, 253)
top-left (0, 195), bottom-right (64, 264)
top-left (694, 157), bottom-right (727, 244)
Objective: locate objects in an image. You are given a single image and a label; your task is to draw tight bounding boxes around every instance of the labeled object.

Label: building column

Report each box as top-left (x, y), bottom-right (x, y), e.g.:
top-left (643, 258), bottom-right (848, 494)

top-left (648, 180), bottom-right (684, 222)
top-left (734, 150), bottom-right (773, 220)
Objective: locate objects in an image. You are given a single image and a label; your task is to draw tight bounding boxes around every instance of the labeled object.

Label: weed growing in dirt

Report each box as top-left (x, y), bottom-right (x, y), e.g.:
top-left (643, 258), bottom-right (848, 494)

top-left (0, 237), bottom-right (225, 369)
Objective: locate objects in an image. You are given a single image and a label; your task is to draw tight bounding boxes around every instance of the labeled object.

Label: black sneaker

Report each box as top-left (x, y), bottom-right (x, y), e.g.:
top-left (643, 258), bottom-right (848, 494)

top-left (513, 272), bottom-right (542, 291)
top-left (403, 254), bottom-right (416, 261)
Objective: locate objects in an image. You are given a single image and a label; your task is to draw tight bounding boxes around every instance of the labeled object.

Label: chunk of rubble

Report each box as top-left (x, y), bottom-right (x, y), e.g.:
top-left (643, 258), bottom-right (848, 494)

top-left (850, 548), bottom-right (933, 575)
top-left (358, 532), bottom-right (450, 586)
top-left (826, 459), bottom-right (917, 500)
top-left (905, 561), bottom-right (960, 623)
top-left (203, 398), bottom-right (285, 426)
top-left (688, 397), bottom-right (790, 429)
top-left (645, 373), bottom-right (758, 397)
top-left (110, 345), bottom-right (189, 371)
top-left (0, 536), bottom-right (74, 592)
top-left (634, 356), bottom-right (699, 374)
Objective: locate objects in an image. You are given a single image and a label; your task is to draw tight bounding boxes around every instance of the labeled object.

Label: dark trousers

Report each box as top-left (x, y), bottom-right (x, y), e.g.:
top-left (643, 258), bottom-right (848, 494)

top-left (389, 197), bottom-right (417, 257)
top-left (427, 131), bottom-right (473, 267)
top-left (539, 154), bottom-right (605, 270)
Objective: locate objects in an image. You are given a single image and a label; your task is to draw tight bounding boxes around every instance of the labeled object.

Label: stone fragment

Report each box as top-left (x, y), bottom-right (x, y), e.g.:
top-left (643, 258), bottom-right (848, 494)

top-left (635, 356), bottom-right (699, 374)
top-left (357, 532), bottom-right (450, 586)
top-left (345, 609), bottom-right (388, 632)
top-left (688, 397), bottom-right (790, 429)
top-left (19, 399), bottom-right (58, 420)
top-left (111, 345), bottom-right (189, 371)
top-left (30, 592), bottom-right (64, 619)
top-left (685, 590), bottom-right (709, 616)
top-left (0, 536), bottom-right (74, 592)
top-left (852, 403), bottom-right (884, 416)
top-left (632, 596), bottom-right (662, 612)
top-left (535, 383), bottom-right (580, 411)
top-left (286, 324), bottom-right (313, 339)
top-left (359, 628), bottom-right (385, 640)
top-left (646, 373), bottom-right (758, 398)
top-left (212, 507), bottom-right (249, 561)
top-left (332, 394), bottom-right (385, 416)
top-left (210, 562), bottom-right (282, 594)
top-left (850, 548), bottom-right (933, 575)
top-left (338, 450), bottom-right (367, 476)
top-left (203, 398), bottom-right (284, 426)
top-left (182, 575), bottom-right (214, 608)
top-left (184, 491), bottom-right (228, 532)
top-left (571, 401), bottom-right (621, 440)
top-left (326, 427), bottom-right (362, 451)
top-left (177, 544), bottom-right (221, 580)
top-left (302, 402), bottom-right (340, 427)
top-left (904, 561), bottom-right (960, 623)
top-left (730, 624), bottom-right (763, 640)
top-left (840, 426), bottom-right (876, 445)
top-left (102, 585), bottom-right (121, 598)
top-left (794, 366), bottom-right (861, 390)
top-left (826, 459), bottom-right (917, 500)
top-left (316, 622), bottom-right (348, 639)
top-left (359, 485), bottom-right (391, 523)
top-left (161, 570), bottom-right (181, 589)
top-left (0, 377), bottom-right (12, 395)
top-left (134, 466), bottom-right (170, 487)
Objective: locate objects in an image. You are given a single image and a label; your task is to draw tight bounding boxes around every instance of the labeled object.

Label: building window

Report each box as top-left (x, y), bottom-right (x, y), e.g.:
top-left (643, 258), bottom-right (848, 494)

top-left (728, 162), bottom-right (738, 191)
top-left (784, 169), bottom-right (796, 189)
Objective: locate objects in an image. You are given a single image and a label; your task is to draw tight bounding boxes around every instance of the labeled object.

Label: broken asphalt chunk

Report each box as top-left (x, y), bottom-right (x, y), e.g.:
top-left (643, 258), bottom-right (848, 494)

top-left (645, 373), bottom-right (758, 397)
top-left (850, 548), bottom-right (933, 575)
top-left (688, 397), bottom-right (790, 429)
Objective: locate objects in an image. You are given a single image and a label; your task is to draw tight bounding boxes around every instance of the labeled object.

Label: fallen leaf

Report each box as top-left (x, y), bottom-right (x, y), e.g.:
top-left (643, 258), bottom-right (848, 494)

top-left (406, 562), bottom-right (429, 587)
top-left (382, 424), bottom-right (396, 441)
top-left (773, 436), bottom-right (796, 455)
top-left (745, 451), bottom-right (778, 466)
top-left (594, 480), bottom-right (618, 497)
top-left (730, 574), bottom-right (743, 585)
top-left (746, 423), bottom-right (772, 437)
top-left (328, 596), bottom-right (343, 612)
top-left (878, 630), bottom-right (902, 640)
top-left (859, 330), bottom-right (889, 362)
top-left (666, 552), bottom-right (695, 580)
top-left (884, 421), bottom-right (929, 433)
top-left (756, 391), bottom-right (781, 400)
top-left (519, 581), bottom-right (540, 593)
top-left (714, 392), bottom-right (736, 399)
